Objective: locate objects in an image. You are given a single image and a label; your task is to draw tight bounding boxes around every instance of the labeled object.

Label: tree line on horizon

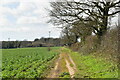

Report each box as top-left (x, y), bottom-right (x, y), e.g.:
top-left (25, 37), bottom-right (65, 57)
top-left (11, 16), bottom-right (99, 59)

top-left (1, 37), bottom-right (62, 49)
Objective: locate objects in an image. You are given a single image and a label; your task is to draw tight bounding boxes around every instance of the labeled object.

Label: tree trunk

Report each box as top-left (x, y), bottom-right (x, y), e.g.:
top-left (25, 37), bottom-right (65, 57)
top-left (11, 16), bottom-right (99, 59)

top-left (118, 0), bottom-right (120, 72)
top-left (102, 6), bottom-right (109, 36)
top-left (96, 6), bottom-right (109, 44)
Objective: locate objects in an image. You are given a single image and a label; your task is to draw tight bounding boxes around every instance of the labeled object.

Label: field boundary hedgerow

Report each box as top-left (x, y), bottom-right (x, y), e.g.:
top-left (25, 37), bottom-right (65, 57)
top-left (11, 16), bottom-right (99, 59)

top-left (62, 48), bottom-right (118, 78)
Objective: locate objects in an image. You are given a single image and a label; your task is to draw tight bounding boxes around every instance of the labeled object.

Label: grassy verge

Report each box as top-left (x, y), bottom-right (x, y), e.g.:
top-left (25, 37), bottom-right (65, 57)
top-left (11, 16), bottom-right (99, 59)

top-left (63, 48), bottom-right (118, 78)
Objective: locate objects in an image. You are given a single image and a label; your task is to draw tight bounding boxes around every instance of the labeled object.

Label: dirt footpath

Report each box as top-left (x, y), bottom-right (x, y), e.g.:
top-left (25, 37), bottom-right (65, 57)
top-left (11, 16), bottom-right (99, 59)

top-left (47, 49), bottom-right (77, 78)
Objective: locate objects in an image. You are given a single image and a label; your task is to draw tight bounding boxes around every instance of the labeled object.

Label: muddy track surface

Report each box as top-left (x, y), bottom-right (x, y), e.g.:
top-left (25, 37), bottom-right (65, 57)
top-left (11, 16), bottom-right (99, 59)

top-left (47, 49), bottom-right (77, 78)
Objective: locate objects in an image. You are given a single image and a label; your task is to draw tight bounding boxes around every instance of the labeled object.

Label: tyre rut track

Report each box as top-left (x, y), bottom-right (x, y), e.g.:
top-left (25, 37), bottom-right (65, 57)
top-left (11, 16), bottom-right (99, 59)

top-left (47, 48), bottom-right (77, 78)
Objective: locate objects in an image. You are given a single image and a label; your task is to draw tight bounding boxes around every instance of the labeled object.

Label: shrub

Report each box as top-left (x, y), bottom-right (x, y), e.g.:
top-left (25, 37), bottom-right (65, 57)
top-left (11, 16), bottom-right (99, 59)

top-left (70, 28), bottom-right (118, 62)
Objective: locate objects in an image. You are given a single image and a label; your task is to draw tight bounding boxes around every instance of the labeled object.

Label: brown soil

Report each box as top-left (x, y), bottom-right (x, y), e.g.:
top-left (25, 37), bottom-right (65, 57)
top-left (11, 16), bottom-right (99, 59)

top-left (47, 48), bottom-right (77, 78)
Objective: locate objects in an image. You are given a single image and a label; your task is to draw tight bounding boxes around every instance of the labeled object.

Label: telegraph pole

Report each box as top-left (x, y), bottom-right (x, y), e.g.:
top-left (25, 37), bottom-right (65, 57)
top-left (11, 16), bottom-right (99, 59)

top-left (8, 38), bottom-right (10, 41)
top-left (49, 31), bottom-right (51, 38)
top-left (8, 38), bottom-right (10, 48)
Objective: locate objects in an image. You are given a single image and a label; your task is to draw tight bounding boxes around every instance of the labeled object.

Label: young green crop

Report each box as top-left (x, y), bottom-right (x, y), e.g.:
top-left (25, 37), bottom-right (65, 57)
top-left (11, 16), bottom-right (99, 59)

top-left (2, 47), bottom-right (60, 78)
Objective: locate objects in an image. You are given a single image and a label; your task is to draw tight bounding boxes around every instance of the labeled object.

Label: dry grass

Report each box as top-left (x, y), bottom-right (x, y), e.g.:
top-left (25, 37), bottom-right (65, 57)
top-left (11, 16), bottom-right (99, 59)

top-left (70, 28), bottom-right (118, 63)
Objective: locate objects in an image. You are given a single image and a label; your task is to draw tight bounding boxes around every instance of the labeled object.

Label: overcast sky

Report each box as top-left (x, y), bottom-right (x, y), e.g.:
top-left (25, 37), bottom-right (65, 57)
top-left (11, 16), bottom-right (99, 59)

top-left (0, 0), bottom-right (118, 41)
top-left (0, 0), bottom-right (61, 41)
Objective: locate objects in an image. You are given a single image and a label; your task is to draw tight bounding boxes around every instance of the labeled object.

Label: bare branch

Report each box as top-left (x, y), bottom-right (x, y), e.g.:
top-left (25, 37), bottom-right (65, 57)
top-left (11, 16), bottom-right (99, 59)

top-left (108, 10), bottom-right (120, 16)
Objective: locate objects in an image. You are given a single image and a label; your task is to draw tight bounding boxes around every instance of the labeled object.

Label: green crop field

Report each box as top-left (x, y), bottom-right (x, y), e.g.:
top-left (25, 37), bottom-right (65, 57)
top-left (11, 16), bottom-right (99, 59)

top-left (2, 47), bottom-right (60, 78)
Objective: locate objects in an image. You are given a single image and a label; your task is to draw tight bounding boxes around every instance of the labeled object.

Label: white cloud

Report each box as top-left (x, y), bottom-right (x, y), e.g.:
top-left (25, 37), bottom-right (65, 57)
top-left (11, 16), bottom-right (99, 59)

top-left (17, 16), bottom-right (41, 24)
top-left (0, 27), bottom-right (30, 32)
top-left (16, 2), bottom-right (36, 13)
top-left (0, 4), bottom-right (15, 26)
top-left (0, 15), bottom-right (11, 26)
top-left (0, 0), bottom-right (18, 5)
top-left (0, 0), bottom-right (50, 4)
top-left (0, 0), bottom-right (61, 41)
top-left (0, 6), bottom-right (11, 15)
top-left (0, 0), bottom-right (50, 25)
top-left (8, 2), bottom-right (36, 18)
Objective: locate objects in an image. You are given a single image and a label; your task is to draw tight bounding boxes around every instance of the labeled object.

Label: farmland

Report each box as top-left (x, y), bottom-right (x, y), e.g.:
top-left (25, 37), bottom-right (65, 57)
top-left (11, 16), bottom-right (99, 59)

top-left (1, 47), bottom-right (119, 78)
top-left (2, 47), bottom-right (60, 78)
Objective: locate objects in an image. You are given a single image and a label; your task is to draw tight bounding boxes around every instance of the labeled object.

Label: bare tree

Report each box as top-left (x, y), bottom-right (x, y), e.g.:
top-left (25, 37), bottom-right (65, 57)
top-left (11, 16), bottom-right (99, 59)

top-left (48, 0), bottom-right (120, 39)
